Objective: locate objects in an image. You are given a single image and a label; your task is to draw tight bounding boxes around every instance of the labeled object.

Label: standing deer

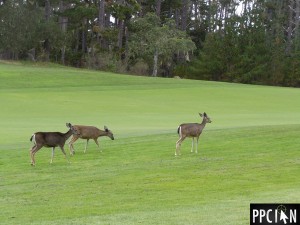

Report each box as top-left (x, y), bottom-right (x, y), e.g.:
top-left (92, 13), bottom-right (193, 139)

top-left (29, 123), bottom-right (78, 166)
top-left (175, 113), bottom-right (212, 156)
top-left (68, 125), bottom-right (114, 155)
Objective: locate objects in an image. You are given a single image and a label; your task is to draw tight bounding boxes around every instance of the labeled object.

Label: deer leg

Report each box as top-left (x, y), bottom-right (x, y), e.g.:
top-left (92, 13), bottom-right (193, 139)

top-left (68, 136), bottom-right (79, 155)
top-left (94, 139), bottom-right (101, 152)
top-left (50, 147), bottom-right (55, 164)
top-left (175, 136), bottom-right (185, 156)
top-left (59, 145), bottom-right (70, 163)
top-left (30, 146), bottom-right (36, 166)
top-left (30, 144), bottom-right (37, 163)
top-left (191, 137), bottom-right (194, 153)
top-left (196, 137), bottom-right (200, 154)
top-left (84, 139), bottom-right (89, 153)
top-left (30, 144), bottom-right (42, 166)
top-left (30, 150), bottom-right (36, 166)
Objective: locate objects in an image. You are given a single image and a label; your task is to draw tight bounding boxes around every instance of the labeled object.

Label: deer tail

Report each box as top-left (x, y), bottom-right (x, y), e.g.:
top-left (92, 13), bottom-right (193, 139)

top-left (30, 134), bottom-right (36, 144)
top-left (177, 126), bottom-right (181, 135)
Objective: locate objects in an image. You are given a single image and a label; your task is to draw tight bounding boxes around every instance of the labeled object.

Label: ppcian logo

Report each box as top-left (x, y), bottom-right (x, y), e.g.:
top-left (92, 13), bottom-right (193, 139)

top-left (250, 204), bottom-right (300, 225)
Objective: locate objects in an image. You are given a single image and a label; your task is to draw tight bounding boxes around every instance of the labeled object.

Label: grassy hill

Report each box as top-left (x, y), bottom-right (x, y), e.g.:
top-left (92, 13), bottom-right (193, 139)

top-left (0, 62), bottom-right (299, 224)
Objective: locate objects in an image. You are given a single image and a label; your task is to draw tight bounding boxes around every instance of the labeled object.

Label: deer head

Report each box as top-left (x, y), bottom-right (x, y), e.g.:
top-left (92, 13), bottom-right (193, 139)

top-left (199, 112), bottom-right (212, 123)
top-left (104, 126), bottom-right (115, 140)
top-left (66, 123), bottom-right (80, 135)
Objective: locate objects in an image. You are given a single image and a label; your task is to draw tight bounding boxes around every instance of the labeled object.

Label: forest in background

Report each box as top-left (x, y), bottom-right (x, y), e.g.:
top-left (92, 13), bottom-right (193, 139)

top-left (0, 0), bottom-right (300, 87)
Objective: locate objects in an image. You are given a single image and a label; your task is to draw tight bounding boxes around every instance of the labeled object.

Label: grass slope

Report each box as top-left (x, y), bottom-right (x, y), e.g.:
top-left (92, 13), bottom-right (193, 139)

top-left (0, 62), bottom-right (299, 225)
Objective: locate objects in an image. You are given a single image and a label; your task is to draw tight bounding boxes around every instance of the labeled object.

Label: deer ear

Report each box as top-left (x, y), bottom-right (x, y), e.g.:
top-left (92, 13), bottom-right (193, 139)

top-left (104, 126), bottom-right (108, 132)
top-left (66, 123), bottom-right (71, 128)
top-left (199, 113), bottom-right (203, 117)
top-left (204, 112), bottom-right (207, 117)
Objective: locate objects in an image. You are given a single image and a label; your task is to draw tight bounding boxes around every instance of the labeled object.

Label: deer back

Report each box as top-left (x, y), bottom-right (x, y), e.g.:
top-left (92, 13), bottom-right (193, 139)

top-left (34, 132), bottom-right (66, 147)
top-left (73, 125), bottom-right (101, 139)
top-left (179, 123), bottom-right (204, 137)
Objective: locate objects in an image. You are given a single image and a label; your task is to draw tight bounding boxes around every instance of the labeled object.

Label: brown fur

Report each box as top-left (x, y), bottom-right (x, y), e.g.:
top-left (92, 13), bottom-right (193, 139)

top-left (68, 125), bottom-right (114, 154)
top-left (175, 113), bottom-right (212, 156)
top-left (29, 123), bottom-right (77, 166)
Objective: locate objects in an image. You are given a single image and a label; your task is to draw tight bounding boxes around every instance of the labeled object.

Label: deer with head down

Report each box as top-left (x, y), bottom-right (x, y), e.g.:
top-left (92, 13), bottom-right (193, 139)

top-left (68, 125), bottom-right (114, 155)
top-left (29, 123), bottom-right (78, 166)
top-left (175, 113), bottom-right (212, 156)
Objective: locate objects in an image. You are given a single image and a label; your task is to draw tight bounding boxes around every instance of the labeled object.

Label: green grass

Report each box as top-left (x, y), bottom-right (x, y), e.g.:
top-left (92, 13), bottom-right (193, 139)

top-left (0, 62), bottom-right (299, 225)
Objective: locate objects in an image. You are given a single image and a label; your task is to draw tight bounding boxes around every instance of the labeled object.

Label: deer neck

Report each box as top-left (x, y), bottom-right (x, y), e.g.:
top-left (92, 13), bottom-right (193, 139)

top-left (97, 129), bottom-right (107, 137)
top-left (201, 118), bottom-right (207, 127)
top-left (64, 129), bottom-right (73, 140)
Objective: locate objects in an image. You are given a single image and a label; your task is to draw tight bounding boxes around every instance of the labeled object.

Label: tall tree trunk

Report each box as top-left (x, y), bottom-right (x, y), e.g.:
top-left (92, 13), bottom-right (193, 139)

top-left (82, 18), bottom-right (87, 53)
top-left (175, 9), bottom-right (180, 29)
top-left (295, 0), bottom-right (300, 51)
top-left (124, 25), bottom-right (129, 63)
top-left (193, 0), bottom-right (198, 27)
top-left (44, 0), bottom-right (51, 61)
top-left (156, 0), bottom-right (161, 16)
top-left (285, 0), bottom-right (294, 55)
top-left (265, 0), bottom-right (274, 46)
top-left (98, 0), bottom-right (105, 44)
top-left (59, 0), bottom-right (68, 65)
top-left (118, 19), bottom-right (124, 50)
top-left (152, 49), bottom-right (158, 77)
top-left (76, 29), bottom-right (80, 52)
top-left (207, 0), bottom-right (212, 32)
top-left (181, 0), bottom-right (189, 31)
top-left (218, 2), bottom-right (224, 32)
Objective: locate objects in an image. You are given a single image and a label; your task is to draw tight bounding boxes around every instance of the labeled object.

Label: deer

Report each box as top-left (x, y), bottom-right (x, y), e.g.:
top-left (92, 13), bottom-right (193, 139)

top-left (68, 125), bottom-right (114, 155)
top-left (175, 112), bottom-right (212, 156)
top-left (29, 123), bottom-right (78, 166)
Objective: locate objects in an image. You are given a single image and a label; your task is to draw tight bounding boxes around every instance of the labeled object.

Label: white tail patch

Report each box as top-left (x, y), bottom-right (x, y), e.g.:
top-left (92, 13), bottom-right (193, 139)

top-left (31, 134), bottom-right (36, 145)
top-left (179, 126), bottom-right (182, 137)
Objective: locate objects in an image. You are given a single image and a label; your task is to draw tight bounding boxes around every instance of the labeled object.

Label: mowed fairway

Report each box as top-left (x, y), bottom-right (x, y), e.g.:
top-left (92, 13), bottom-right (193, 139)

top-left (0, 62), bottom-right (299, 225)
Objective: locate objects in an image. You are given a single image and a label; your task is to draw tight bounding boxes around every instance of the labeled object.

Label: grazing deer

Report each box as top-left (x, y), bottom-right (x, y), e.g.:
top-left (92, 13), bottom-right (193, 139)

top-left (175, 113), bottom-right (212, 156)
top-left (29, 123), bottom-right (78, 166)
top-left (68, 125), bottom-right (114, 155)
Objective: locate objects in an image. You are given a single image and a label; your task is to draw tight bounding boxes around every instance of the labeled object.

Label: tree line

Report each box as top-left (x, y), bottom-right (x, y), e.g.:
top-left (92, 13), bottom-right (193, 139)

top-left (0, 0), bottom-right (300, 86)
